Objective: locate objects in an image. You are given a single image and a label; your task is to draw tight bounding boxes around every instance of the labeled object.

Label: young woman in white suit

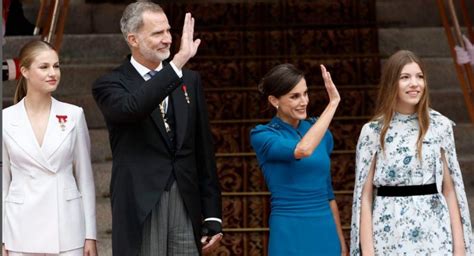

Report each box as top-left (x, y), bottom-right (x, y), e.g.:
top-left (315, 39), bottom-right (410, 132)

top-left (2, 40), bottom-right (97, 256)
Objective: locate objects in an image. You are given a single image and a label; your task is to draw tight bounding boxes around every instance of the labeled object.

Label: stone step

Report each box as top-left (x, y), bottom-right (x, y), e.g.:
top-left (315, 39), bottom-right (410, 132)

top-left (430, 90), bottom-right (470, 123)
top-left (454, 124), bottom-right (474, 154)
top-left (376, 0), bottom-right (474, 27)
top-left (460, 156), bottom-right (474, 176)
top-left (379, 27), bottom-right (459, 58)
top-left (95, 197), bottom-right (112, 255)
top-left (93, 162), bottom-right (112, 198)
top-left (97, 236), bottom-right (112, 256)
top-left (423, 58), bottom-right (464, 91)
top-left (459, 156), bottom-right (474, 227)
top-left (3, 35), bottom-right (129, 63)
top-left (3, 36), bottom-right (381, 86)
top-left (4, 26), bottom-right (378, 61)
top-left (5, 41), bottom-right (463, 93)
top-left (17, 1), bottom-right (376, 35)
top-left (90, 129), bottom-right (112, 163)
top-left (96, 197), bottom-right (112, 236)
top-left (17, 3), bottom-right (124, 35)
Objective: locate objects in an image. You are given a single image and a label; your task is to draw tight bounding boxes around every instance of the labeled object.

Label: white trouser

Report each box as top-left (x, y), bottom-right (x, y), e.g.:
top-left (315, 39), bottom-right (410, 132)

top-left (7, 248), bottom-right (83, 256)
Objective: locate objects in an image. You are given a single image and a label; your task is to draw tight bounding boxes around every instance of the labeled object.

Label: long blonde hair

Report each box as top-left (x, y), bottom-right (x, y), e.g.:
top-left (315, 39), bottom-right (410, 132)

top-left (14, 40), bottom-right (57, 104)
top-left (372, 50), bottom-right (430, 158)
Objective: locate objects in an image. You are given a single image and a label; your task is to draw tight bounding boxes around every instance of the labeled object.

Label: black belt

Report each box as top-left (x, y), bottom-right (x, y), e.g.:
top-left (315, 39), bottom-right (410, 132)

top-left (376, 183), bottom-right (437, 197)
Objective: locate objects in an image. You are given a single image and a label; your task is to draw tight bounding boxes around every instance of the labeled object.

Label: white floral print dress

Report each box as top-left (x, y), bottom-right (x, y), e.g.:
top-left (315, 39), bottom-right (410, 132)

top-left (350, 110), bottom-right (472, 255)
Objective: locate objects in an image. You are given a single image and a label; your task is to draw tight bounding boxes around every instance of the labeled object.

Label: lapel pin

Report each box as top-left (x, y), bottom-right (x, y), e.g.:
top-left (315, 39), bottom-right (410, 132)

top-left (182, 84), bottom-right (190, 104)
top-left (56, 115), bottom-right (68, 131)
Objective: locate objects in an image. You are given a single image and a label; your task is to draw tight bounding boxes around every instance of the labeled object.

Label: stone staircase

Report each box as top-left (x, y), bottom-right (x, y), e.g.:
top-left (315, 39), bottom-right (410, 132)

top-left (3, 0), bottom-right (473, 255)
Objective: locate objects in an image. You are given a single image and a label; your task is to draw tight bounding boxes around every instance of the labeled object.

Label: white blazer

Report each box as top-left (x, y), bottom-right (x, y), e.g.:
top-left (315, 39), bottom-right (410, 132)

top-left (2, 97), bottom-right (97, 253)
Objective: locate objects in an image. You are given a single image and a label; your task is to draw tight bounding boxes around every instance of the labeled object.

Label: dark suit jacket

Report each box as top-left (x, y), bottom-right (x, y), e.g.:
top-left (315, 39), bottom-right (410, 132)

top-left (92, 59), bottom-right (221, 256)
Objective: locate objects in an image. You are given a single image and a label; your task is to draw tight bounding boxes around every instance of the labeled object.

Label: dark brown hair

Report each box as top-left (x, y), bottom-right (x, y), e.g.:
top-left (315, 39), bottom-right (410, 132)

top-left (258, 64), bottom-right (305, 109)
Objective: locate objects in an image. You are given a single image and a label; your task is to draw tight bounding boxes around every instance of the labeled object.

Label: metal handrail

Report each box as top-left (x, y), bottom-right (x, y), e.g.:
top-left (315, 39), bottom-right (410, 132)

top-left (437, 0), bottom-right (474, 123)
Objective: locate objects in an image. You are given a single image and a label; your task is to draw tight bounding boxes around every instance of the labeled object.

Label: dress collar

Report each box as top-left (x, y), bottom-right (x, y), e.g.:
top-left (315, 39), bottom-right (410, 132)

top-left (393, 111), bottom-right (418, 122)
top-left (272, 116), bottom-right (303, 130)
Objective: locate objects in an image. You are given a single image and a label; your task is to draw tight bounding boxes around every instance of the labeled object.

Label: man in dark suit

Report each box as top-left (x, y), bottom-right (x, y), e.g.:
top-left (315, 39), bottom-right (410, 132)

top-left (92, 2), bottom-right (222, 256)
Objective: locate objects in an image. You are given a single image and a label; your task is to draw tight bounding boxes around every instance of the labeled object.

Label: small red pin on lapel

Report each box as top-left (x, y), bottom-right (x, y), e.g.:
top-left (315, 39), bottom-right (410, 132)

top-left (56, 115), bottom-right (68, 131)
top-left (182, 84), bottom-right (190, 104)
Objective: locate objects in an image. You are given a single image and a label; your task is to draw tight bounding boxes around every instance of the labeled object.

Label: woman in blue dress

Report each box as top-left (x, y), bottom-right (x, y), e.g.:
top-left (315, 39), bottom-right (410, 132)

top-left (250, 64), bottom-right (347, 255)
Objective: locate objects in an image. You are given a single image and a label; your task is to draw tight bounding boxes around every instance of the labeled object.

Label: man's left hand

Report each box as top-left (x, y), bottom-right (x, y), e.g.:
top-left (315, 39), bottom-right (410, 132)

top-left (201, 220), bottom-right (223, 254)
top-left (201, 233), bottom-right (223, 254)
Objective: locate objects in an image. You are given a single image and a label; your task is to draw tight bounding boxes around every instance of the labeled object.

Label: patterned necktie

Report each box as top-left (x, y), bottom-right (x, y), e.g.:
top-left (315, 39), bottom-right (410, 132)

top-left (148, 71), bottom-right (171, 133)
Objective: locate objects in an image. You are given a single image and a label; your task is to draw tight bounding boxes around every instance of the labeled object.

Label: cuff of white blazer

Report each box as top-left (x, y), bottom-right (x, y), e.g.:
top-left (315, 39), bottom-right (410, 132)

top-left (85, 231), bottom-right (97, 240)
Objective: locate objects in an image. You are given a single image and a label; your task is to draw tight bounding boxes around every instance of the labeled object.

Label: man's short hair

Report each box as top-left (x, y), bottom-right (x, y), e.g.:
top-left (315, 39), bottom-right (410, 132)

top-left (120, 1), bottom-right (164, 41)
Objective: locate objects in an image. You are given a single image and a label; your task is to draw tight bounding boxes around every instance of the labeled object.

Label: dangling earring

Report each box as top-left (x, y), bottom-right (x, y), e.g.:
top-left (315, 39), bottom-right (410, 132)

top-left (276, 105), bottom-right (279, 110)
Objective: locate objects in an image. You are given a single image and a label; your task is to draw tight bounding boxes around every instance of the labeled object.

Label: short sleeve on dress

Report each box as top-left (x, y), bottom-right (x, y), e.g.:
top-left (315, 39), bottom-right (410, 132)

top-left (250, 125), bottom-right (298, 163)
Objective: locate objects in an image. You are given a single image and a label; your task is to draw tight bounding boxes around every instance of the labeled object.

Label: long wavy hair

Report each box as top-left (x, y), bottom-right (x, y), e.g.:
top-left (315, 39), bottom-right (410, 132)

top-left (372, 50), bottom-right (430, 159)
top-left (14, 40), bottom-right (57, 104)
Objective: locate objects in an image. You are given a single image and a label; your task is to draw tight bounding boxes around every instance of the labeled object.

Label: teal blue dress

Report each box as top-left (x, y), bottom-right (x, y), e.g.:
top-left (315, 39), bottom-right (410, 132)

top-left (250, 117), bottom-right (341, 256)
